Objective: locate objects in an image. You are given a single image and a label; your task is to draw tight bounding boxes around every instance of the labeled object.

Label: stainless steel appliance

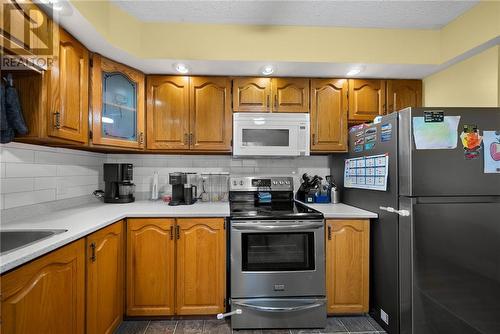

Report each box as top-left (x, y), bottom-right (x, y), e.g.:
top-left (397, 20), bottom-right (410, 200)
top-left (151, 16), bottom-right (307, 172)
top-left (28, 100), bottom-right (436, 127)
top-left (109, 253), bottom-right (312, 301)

top-left (332, 107), bottom-right (500, 334)
top-left (233, 113), bottom-right (310, 156)
top-left (100, 163), bottom-right (135, 203)
top-left (229, 176), bottom-right (326, 329)
top-left (169, 172), bottom-right (197, 206)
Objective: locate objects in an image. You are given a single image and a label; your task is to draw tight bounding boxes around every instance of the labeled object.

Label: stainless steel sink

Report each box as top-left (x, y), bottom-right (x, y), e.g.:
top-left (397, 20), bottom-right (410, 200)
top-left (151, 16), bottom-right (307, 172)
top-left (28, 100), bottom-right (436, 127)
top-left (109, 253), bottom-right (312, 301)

top-left (0, 229), bottom-right (68, 254)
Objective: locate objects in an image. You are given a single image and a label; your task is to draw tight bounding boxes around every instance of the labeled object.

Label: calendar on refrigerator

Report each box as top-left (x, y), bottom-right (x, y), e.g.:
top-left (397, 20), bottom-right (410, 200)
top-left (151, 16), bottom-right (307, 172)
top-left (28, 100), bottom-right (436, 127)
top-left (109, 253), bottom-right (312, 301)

top-left (344, 153), bottom-right (389, 191)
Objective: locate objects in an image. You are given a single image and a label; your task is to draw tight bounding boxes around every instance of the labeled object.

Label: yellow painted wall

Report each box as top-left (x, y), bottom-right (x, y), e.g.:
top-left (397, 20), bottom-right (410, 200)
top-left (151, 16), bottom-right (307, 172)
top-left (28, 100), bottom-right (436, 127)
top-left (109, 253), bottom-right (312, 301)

top-left (423, 46), bottom-right (500, 107)
top-left (70, 1), bottom-right (500, 65)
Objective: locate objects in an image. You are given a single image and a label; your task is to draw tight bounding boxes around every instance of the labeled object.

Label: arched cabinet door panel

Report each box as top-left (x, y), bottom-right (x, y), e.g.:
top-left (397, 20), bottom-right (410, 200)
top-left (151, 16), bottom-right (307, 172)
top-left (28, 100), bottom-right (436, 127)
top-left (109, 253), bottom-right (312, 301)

top-left (272, 78), bottom-right (310, 113)
top-left (146, 76), bottom-right (190, 150)
top-left (1, 239), bottom-right (85, 334)
top-left (348, 79), bottom-right (386, 121)
top-left (86, 221), bottom-right (124, 334)
top-left (126, 218), bottom-right (175, 316)
top-left (386, 80), bottom-right (422, 113)
top-left (232, 77), bottom-right (272, 112)
top-left (48, 28), bottom-right (89, 144)
top-left (189, 77), bottom-right (232, 151)
top-left (326, 219), bottom-right (370, 314)
top-left (175, 218), bottom-right (226, 315)
top-left (310, 79), bottom-right (348, 152)
top-left (91, 54), bottom-right (145, 149)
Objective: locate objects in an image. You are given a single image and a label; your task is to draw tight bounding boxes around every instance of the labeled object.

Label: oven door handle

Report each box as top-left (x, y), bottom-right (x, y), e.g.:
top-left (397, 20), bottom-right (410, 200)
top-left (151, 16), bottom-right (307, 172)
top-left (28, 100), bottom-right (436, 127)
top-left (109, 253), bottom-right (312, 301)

top-left (231, 222), bottom-right (324, 231)
top-left (232, 300), bottom-right (325, 313)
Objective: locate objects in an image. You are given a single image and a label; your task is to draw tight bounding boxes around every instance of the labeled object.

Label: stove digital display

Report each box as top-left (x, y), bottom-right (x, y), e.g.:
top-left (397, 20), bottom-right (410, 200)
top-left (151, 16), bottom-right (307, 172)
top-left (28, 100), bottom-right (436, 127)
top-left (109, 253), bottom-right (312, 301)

top-left (252, 179), bottom-right (271, 187)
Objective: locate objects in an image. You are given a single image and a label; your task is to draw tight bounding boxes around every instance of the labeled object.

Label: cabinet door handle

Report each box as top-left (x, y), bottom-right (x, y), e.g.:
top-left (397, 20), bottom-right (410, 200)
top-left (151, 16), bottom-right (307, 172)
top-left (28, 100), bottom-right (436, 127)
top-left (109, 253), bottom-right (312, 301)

top-left (327, 225), bottom-right (332, 240)
top-left (312, 133), bottom-right (316, 145)
top-left (266, 95), bottom-right (270, 109)
top-left (189, 133), bottom-right (194, 146)
top-left (170, 225), bottom-right (174, 240)
top-left (175, 225), bottom-right (180, 239)
top-left (90, 242), bottom-right (96, 262)
top-left (54, 111), bottom-right (61, 129)
top-left (139, 132), bottom-right (144, 144)
top-left (184, 133), bottom-right (189, 145)
top-left (274, 95), bottom-right (278, 110)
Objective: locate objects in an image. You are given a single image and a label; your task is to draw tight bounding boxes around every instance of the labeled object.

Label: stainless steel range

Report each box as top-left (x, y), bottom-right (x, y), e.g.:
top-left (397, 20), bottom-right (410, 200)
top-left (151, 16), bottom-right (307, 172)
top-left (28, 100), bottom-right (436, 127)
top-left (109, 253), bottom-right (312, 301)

top-left (229, 176), bottom-right (326, 329)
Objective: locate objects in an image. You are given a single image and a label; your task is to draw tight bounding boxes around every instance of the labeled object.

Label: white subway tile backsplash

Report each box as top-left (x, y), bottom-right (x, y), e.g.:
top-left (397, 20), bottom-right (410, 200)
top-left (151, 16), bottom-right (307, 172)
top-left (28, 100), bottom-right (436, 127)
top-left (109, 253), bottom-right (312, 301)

top-left (1, 142), bottom-right (331, 214)
top-left (5, 163), bottom-right (57, 177)
top-left (0, 147), bottom-right (35, 163)
top-left (4, 189), bottom-right (56, 209)
top-left (0, 178), bottom-right (34, 194)
top-left (56, 165), bottom-right (100, 176)
top-left (34, 177), bottom-right (57, 190)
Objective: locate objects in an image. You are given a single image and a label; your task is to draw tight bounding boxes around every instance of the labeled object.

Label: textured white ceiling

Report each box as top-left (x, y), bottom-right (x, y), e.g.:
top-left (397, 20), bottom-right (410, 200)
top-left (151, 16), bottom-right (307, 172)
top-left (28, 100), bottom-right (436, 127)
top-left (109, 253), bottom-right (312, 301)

top-left (111, 0), bottom-right (478, 29)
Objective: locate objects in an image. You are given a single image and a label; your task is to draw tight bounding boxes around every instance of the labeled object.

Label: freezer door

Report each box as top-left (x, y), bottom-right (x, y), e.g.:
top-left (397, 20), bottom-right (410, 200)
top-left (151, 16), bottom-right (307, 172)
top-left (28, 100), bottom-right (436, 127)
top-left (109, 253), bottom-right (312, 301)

top-left (399, 107), bottom-right (500, 196)
top-left (400, 196), bottom-right (500, 334)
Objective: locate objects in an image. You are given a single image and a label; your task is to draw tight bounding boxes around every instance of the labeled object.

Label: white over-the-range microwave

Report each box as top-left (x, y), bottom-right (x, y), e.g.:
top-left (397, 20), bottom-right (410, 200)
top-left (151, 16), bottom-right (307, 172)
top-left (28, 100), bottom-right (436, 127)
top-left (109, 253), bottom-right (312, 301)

top-left (233, 113), bottom-right (310, 157)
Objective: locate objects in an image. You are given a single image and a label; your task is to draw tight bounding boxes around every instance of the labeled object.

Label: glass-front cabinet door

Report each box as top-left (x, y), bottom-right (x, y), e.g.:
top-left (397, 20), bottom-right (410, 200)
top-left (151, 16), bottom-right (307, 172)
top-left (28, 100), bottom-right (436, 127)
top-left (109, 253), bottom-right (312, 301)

top-left (91, 55), bottom-right (145, 149)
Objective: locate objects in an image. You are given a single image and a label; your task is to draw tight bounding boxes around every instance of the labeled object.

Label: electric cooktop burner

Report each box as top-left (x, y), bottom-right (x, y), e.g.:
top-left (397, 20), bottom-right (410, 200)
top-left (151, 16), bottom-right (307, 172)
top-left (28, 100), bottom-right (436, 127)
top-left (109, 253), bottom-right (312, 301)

top-left (230, 201), bottom-right (323, 220)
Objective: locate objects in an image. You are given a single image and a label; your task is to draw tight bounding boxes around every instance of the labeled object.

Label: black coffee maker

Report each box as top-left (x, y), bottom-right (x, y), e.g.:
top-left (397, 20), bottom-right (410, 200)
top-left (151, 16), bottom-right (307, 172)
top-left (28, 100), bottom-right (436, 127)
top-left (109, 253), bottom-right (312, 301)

top-left (169, 172), bottom-right (197, 206)
top-left (102, 163), bottom-right (135, 203)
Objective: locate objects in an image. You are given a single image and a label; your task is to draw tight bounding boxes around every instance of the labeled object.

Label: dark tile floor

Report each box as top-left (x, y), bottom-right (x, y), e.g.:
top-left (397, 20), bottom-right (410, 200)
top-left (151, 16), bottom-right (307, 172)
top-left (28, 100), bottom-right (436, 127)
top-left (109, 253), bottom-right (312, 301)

top-left (115, 315), bottom-right (386, 334)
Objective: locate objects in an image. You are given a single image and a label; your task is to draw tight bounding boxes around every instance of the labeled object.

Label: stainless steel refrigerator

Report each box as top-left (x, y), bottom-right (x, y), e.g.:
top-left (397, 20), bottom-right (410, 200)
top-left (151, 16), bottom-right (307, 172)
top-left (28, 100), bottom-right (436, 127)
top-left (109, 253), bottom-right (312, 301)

top-left (332, 107), bottom-right (500, 334)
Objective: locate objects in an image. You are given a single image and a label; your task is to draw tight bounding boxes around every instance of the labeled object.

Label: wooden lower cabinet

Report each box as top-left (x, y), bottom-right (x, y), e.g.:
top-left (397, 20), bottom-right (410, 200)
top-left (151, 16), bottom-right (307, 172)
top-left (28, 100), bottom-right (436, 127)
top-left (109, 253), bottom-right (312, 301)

top-left (0, 239), bottom-right (85, 334)
top-left (86, 221), bottom-right (124, 334)
top-left (126, 218), bottom-right (175, 316)
top-left (326, 219), bottom-right (370, 314)
top-left (176, 218), bottom-right (226, 315)
top-left (126, 218), bottom-right (226, 316)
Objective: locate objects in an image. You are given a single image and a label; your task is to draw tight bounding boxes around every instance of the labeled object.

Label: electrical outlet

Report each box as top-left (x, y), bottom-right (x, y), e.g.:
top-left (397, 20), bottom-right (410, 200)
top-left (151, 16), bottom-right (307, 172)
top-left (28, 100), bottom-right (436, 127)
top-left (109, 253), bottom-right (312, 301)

top-left (381, 309), bottom-right (389, 325)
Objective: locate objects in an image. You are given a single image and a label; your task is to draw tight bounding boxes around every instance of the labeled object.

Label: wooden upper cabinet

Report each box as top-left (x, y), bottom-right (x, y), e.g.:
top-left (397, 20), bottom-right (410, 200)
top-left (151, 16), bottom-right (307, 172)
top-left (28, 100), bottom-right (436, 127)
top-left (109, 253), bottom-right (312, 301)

top-left (0, 239), bottom-right (85, 334)
top-left (176, 218), bottom-right (226, 315)
top-left (310, 79), bottom-right (348, 152)
top-left (386, 79), bottom-right (422, 113)
top-left (189, 77), bottom-right (232, 151)
top-left (126, 218), bottom-right (175, 316)
top-left (91, 54), bottom-right (145, 149)
top-left (326, 219), bottom-right (369, 315)
top-left (47, 28), bottom-right (89, 144)
top-left (86, 221), bottom-right (124, 334)
top-left (348, 79), bottom-right (386, 122)
top-left (147, 76), bottom-right (190, 150)
top-left (232, 77), bottom-right (272, 112)
top-left (272, 78), bottom-right (310, 113)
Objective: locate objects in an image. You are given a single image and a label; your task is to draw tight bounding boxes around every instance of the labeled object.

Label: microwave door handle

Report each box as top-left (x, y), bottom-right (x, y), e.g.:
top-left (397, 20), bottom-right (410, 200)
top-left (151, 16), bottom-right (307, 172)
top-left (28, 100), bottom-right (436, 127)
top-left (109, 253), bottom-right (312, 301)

top-left (231, 222), bottom-right (324, 230)
top-left (232, 300), bottom-right (325, 313)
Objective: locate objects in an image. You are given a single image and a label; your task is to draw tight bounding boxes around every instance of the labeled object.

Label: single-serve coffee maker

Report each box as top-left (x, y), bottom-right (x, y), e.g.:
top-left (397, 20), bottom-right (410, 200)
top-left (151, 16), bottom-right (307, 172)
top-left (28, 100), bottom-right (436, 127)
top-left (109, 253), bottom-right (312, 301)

top-left (101, 163), bottom-right (135, 203)
top-left (169, 172), bottom-right (197, 206)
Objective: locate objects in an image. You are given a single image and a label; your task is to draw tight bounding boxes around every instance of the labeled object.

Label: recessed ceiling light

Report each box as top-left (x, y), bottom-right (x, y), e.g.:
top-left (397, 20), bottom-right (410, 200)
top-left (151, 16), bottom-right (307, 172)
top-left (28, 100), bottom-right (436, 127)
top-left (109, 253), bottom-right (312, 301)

top-left (261, 65), bottom-right (274, 76)
top-left (174, 63), bottom-right (189, 74)
top-left (346, 68), bottom-right (362, 76)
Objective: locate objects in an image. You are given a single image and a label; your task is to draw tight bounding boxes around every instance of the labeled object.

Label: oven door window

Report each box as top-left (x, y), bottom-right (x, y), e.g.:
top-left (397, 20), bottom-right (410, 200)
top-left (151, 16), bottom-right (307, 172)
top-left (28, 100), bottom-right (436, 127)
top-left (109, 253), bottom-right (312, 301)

top-left (242, 129), bottom-right (289, 147)
top-left (242, 232), bottom-right (315, 271)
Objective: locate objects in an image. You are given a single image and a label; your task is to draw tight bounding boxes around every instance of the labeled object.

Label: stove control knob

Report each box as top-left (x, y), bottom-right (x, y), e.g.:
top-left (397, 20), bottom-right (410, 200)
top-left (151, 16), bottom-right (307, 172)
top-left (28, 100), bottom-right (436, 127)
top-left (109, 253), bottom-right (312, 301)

top-left (233, 181), bottom-right (237, 186)
top-left (240, 180), bottom-right (244, 186)
top-left (273, 181), bottom-right (277, 185)
top-left (279, 181), bottom-right (284, 185)
top-left (285, 181), bottom-right (290, 185)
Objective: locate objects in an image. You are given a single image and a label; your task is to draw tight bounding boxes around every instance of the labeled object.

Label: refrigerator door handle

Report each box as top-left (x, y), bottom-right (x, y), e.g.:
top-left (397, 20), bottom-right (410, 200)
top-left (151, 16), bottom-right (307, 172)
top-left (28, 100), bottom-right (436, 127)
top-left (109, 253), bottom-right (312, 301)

top-left (380, 206), bottom-right (410, 216)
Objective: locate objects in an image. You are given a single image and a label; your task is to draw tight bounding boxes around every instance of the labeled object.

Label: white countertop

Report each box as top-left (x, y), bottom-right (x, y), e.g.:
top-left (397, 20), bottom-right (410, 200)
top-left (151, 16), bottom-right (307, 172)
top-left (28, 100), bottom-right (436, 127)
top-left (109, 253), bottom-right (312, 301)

top-left (301, 202), bottom-right (378, 219)
top-left (0, 201), bottom-right (229, 274)
top-left (0, 200), bottom-right (377, 274)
